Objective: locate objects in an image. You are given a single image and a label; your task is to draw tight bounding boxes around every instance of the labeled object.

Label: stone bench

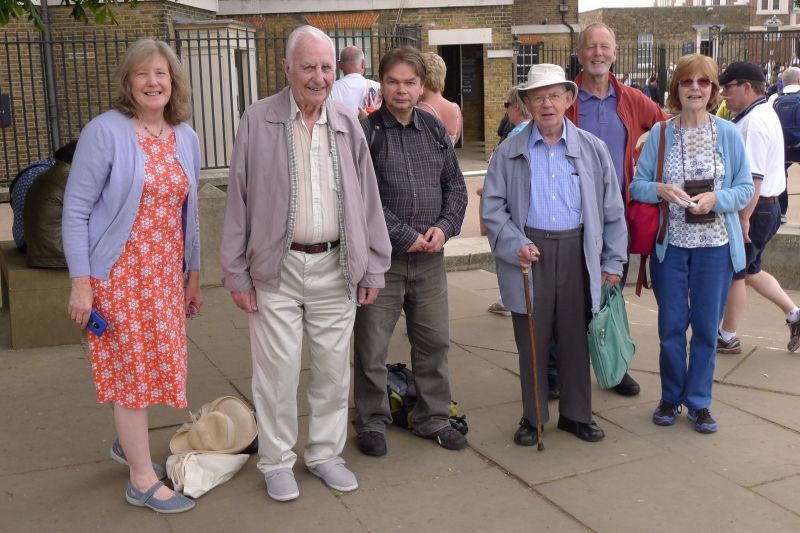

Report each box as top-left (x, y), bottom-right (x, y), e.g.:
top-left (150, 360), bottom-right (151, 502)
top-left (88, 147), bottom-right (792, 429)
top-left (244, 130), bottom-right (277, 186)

top-left (0, 240), bottom-right (81, 348)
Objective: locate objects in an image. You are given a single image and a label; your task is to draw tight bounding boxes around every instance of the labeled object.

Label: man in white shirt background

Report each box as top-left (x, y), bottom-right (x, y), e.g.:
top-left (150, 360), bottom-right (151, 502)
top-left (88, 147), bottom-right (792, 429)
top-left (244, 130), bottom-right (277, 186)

top-left (330, 45), bottom-right (381, 117)
top-left (717, 61), bottom-right (800, 355)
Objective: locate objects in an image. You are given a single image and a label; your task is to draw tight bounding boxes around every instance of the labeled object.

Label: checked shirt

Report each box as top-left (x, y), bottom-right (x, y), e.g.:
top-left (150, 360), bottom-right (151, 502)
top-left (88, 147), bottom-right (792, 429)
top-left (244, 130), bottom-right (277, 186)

top-left (361, 106), bottom-right (467, 254)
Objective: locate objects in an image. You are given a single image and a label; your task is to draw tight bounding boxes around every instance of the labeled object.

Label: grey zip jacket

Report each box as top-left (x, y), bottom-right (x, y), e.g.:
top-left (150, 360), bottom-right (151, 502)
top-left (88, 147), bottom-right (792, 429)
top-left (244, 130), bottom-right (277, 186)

top-left (221, 87), bottom-right (391, 299)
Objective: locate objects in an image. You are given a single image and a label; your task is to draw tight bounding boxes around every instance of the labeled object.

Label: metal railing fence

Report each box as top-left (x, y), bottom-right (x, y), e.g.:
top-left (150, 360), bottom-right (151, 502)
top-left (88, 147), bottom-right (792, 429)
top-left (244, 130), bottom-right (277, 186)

top-left (515, 29), bottom-right (800, 88)
top-left (0, 25), bottom-right (419, 184)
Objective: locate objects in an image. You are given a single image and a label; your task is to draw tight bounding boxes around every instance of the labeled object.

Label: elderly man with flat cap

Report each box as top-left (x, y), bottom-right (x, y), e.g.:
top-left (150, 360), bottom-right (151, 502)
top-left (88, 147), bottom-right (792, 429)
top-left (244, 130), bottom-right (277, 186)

top-left (481, 64), bottom-right (628, 446)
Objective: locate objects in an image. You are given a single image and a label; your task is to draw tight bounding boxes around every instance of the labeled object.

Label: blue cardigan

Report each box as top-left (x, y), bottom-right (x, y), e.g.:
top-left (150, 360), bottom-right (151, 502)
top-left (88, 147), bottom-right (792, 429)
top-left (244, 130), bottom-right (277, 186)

top-left (629, 116), bottom-right (754, 272)
top-left (62, 109), bottom-right (201, 279)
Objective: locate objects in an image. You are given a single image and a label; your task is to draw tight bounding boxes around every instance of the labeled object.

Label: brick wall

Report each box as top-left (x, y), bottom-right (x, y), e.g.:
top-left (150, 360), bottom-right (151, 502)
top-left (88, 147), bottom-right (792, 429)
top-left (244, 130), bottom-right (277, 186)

top-left (514, 0), bottom-right (579, 26)
top-left (580, 5), bottom-right (750, 47)
top-left (0, 1), bottom-right (215, 181)
top-left (234, 5), bottom-right (514, 156)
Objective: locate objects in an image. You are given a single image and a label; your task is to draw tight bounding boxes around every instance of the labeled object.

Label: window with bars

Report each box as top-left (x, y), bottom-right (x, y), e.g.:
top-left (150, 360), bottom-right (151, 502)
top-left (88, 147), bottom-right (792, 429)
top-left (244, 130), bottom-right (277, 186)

top-left (326, 29), bottom-right (375, 78)
top-left (759, 0), bottom-right (783, 12)
top-left (637, 33), bottom-right (654, 70)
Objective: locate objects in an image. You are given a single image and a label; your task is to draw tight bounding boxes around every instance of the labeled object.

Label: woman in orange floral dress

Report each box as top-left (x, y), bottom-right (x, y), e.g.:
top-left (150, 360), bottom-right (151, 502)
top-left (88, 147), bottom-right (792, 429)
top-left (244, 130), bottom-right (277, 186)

top-left (63, 39), bottom-right (202, 514)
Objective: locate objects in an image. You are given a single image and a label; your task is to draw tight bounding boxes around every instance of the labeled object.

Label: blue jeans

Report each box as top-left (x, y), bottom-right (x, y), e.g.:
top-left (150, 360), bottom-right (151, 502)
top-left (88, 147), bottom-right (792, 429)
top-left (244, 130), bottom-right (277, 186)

top-left (650, 244), bottom-right (732, 410)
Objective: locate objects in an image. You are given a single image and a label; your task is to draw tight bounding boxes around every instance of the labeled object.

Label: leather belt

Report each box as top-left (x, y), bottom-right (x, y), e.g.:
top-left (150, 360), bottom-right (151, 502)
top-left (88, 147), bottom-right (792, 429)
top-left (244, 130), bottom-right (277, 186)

top-left (757, 196), bottom-right (778, 204)
top-left (289, 240), bottom-right (340, 254)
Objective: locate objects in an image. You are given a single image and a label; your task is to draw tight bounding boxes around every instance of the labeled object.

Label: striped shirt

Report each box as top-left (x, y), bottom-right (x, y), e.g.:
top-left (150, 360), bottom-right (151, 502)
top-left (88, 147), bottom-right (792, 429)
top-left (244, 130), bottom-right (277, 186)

top-left (289, 93), bottom-right (340, 244)
top-left (526, 121), bottom-right (582, 231)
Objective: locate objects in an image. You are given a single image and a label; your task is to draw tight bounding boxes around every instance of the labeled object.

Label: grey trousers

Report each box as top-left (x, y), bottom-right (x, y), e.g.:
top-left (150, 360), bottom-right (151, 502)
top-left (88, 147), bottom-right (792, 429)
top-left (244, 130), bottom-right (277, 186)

top-left (511, 227), bottom-right (592, 426)
top-left (353, 252), bottom-right (452, 436)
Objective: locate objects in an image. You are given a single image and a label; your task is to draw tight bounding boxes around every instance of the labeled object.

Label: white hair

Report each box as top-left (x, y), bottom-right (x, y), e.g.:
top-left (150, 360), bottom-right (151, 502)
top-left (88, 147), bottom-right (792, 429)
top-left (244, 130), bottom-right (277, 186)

top-left (285, 25), bottom-right (335, 67)
top-left (782, 66), bottom-right (800, 86)
top-left (506, 85), bottom-right (531, 120)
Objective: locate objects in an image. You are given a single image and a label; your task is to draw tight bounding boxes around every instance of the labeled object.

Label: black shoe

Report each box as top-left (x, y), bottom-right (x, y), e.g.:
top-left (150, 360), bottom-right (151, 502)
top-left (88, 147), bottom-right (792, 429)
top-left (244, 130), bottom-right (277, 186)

top-left (557, 415), bottom-right (605, 442)
top-left (547, 374), bottom-right (560, 401)
top-left (421, 425), bottom-right (467, 450)
top-left (356, 431), bottom-right (387, 457)
top-left (611, 372), bottom-right (640, 396)
top-left (513, 418), bottom-right (539, 446)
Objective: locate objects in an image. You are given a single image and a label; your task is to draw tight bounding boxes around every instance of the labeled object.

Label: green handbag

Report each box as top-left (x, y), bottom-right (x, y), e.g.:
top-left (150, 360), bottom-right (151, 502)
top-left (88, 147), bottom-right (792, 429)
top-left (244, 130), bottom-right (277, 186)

top-left (587, 283), bottom-right (636, 389)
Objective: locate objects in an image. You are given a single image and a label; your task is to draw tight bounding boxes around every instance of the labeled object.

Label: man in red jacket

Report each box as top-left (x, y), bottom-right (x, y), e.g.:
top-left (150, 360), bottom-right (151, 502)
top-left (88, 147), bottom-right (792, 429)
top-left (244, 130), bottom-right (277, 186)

top-left (563, 22), bottom-right (670, 397)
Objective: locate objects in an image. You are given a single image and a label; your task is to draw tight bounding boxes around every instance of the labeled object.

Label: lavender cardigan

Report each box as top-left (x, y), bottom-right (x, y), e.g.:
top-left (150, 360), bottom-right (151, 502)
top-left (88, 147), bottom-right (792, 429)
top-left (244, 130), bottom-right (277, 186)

top-left (62, 109), bottom-right (201, 279)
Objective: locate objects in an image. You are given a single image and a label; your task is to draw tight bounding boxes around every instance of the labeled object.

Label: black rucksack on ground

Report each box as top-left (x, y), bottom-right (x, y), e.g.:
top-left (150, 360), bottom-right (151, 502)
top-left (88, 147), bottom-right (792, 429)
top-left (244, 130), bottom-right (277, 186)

top-left (773, 92), bottom-right (800, 147)
top-left (386, 363), bottom-right (468, 435)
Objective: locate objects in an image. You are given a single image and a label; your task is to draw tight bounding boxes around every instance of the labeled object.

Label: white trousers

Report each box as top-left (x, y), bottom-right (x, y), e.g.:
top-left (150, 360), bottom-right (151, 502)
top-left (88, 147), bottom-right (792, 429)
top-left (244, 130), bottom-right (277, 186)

top-left (249, 248), bottom-right (355, 474)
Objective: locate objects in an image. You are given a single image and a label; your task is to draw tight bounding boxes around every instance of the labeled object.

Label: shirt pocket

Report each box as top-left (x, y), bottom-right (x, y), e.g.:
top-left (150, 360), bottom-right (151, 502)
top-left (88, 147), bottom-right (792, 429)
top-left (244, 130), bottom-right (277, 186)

top-left (566, 172), bottom-right (583, 215)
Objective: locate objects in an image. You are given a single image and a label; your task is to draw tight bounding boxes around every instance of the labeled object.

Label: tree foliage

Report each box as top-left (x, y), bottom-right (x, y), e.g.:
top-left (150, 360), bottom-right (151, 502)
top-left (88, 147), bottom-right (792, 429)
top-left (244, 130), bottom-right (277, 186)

top-left (0, 0), bottom-right (139, 30)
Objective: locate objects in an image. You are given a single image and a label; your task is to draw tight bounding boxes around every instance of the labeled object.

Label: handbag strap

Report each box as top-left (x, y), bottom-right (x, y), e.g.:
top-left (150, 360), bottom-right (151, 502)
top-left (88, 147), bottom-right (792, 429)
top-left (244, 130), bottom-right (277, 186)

top-left (655, 120), bottom-right (668, 246)
top-left (635, 255), bottom-right (651, 296)
top-left (635, 120), bottom-right (668, 297)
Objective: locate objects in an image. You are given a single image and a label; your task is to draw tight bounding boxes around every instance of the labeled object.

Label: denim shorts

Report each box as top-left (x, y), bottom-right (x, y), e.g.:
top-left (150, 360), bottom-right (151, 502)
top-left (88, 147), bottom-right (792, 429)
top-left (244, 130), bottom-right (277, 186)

top-left (733, 201), bottom-right (781, 280)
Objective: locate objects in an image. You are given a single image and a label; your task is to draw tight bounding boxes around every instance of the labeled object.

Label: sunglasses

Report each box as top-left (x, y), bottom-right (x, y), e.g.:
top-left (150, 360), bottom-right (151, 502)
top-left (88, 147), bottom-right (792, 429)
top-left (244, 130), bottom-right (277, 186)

top-left (678, 77), bottom-right (712, 89)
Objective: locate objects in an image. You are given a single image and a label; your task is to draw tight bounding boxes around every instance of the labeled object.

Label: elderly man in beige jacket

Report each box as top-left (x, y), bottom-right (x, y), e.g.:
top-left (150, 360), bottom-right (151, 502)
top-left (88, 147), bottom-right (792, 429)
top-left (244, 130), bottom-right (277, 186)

top-left (221, 25), bottom-right (391, 503)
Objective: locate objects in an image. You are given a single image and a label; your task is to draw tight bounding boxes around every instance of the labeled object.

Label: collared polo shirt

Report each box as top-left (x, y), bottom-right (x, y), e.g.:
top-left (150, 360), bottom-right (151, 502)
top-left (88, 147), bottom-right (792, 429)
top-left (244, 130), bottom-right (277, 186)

top-left (733, 97), bottom-right (786, 198)
top-left (578, 84), bottom-right (627, 193)
top-left (526, 120), bottom-right (582, 231)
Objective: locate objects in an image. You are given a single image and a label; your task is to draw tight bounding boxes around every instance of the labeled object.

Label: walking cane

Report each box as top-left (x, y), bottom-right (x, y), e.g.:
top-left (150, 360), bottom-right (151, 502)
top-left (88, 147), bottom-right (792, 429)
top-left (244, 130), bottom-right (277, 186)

top-left (522, 266), bottom-right (544, 451)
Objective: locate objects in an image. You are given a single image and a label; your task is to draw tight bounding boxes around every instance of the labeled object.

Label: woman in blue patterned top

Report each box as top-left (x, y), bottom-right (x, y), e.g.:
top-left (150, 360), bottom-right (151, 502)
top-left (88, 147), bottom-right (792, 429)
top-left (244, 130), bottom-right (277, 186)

top-left (630, 54), bottom-right (754, 434)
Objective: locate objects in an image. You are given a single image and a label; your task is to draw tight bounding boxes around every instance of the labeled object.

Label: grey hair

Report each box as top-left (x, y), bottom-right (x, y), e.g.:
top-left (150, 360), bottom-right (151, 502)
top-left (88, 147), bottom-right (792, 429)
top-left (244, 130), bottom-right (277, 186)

top-left (285, 25), bottom-right (335, 66)
top-left (782, 66), bottom-right (800, 86)
top-left (507, 85), bottom-right (531, 120)
top-left (339, 46), bottom-right (364, 65)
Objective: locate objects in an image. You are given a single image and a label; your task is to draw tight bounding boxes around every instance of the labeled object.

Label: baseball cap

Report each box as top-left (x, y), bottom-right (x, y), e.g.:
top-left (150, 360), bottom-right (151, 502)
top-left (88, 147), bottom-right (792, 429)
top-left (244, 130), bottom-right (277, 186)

top-left (719, 61), bottom-right (765, 86)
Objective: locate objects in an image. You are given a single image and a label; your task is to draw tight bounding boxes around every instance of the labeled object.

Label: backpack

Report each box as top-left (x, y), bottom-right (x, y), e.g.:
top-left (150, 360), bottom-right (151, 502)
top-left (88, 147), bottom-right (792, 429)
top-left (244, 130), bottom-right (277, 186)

top-left (8, 161), bottom-right (52, 208)
top-left (773, 92), bottom-right (800, 147)
top-left (366, 109), bottom-right (450, 163)
top-left (386, 363), bottom-right (468, 435)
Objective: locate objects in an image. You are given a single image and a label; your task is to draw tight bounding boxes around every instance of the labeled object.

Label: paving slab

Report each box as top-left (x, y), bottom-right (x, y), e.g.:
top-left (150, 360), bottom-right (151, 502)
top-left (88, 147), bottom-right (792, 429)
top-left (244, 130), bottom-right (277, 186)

top-left (445, 345), bottom-right (524, 411)
top-left (714, 382), bottom-right (800, 432)
top-left (0, 463), bottom-right (174, 533)
top-left (601, 398), bottom-right (800, 487)
top-left (465, 403), bottom-right (662, 486)
top-left (457, 343), bottom-right (520, 376)
top-left (537, 454), bottom-right (800, 533)
top-left (343, 460), bottom-right (587, 533)
top-left (449, 314), bottom-right (518, 354)
top-left (752, 474), bottom-right (800, 516)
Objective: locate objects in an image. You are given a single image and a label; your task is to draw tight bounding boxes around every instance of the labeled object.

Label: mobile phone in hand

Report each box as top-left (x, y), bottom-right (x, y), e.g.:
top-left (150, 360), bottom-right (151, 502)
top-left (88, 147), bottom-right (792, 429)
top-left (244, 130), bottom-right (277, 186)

top-left (680, 198), bottom-right (698, 208)
top-left (87, 308), bottom-right (108, 337)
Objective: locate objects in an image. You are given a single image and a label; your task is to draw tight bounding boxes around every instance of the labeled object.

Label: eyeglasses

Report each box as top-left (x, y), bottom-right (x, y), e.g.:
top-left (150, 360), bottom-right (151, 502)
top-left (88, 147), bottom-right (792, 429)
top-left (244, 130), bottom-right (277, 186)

top-left (503, 102), bottom-right (510, 108)
top-left (721, 81), bottom-right (742, 91)
top-left (527, 90), bottom-right (568, 106)
top-left (678, 77), bottom-right (712, 89)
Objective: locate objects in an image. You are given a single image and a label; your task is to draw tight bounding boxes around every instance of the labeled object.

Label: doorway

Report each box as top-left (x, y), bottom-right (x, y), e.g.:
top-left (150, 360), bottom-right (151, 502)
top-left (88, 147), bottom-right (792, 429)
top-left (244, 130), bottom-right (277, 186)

top-left (439, 44), bottom-right (484, 146)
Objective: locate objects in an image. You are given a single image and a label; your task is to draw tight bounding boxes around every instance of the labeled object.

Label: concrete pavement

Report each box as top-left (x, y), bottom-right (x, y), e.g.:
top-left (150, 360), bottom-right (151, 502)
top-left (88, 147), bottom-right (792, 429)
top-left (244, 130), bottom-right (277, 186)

top-left (2, 267), bottom-right (800, 532)
top-left (2, 144), bottom-right (800, 531)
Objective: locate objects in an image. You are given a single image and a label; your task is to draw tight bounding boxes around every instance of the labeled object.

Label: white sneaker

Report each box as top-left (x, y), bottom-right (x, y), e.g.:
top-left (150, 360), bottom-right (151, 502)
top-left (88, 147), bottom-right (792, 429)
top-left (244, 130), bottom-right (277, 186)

top-left (308, 457), bottom-right (358, 492)
top-left (265, 468), bottom-right (299, 502)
